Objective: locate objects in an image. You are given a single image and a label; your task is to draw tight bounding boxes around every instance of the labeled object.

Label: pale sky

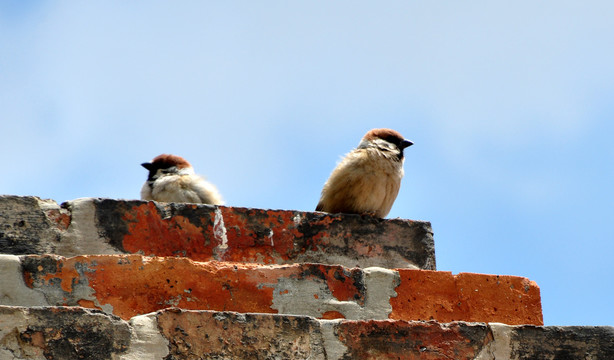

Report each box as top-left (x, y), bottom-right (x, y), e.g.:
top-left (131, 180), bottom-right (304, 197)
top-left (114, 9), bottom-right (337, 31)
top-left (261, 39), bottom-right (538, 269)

top-left (1, 1), bottom-right (613, 326)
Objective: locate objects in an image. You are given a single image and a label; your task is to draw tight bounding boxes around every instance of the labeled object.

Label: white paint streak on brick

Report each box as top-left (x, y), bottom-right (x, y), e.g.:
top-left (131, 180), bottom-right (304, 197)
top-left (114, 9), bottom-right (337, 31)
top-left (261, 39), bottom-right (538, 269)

top-left (120, 313), bottom-right (169, 360)
top-left (213, 207), bottom-right (228, 252)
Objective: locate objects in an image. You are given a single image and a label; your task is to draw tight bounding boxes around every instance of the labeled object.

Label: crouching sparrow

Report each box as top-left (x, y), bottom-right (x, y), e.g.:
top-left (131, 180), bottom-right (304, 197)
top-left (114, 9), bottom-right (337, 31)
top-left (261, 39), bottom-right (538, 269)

top-left (316, 128), bottom-right (413, 218)
top-left (140, 154), bottom-right (224, 205)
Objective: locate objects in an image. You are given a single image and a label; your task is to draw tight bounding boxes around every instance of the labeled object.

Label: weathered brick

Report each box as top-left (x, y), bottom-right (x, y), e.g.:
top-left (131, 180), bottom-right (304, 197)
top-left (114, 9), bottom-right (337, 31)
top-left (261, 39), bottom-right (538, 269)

top-left (0, 306), bottom-right (130, 359)
top-left (334, 320), bottom-right (491, 360)
top-left (391, 269), bottom-right (543, 325)
top-left (0, 196), bottom-right (66, 255)
top-left (157, 308), bottom-right (326, 359)
top-left (508, 325), bottom-right (614, 359)
top-left (15, 255), bottom-right (542, 325)
top-left (99, 199), bottom-right (436, 269)
top-left (1, 307), bottom-right (612, 359)
top-left (19, 255), bottom-right (367, 320)
top-left (0, 196), bottom-right (435, 269)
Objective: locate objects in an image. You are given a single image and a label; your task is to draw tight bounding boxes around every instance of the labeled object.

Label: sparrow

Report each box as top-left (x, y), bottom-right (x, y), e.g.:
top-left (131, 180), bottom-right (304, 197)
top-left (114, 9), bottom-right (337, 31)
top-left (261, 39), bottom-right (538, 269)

top-left (316, 128), bottom-right (413, 218)
top-left (140, 154), bottom-right (224, 205)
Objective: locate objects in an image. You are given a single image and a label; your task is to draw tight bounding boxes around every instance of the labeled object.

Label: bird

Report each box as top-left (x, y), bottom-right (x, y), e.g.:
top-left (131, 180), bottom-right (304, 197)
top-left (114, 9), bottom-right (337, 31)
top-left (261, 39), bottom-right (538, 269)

top-left (315, 128), bottom-right (413, 218)
top-left (140, 154), bottom-right (224, 205)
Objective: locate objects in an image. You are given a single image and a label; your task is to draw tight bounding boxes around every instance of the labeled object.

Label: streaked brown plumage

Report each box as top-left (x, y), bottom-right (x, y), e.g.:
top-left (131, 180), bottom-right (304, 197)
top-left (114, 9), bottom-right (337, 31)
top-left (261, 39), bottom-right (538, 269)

top-left (140, 154), bottom-right (223, 205)
top-left (316, 128), bottom-right (413, 218)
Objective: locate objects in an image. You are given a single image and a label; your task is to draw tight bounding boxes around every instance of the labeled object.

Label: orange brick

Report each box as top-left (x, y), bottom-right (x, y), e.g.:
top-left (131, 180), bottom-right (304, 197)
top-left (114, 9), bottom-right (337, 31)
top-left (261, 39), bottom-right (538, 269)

top-left (94, 200), bottom-right (435, 269)
top-left (22, 255), bottom-right (364, 320)
top-left (21, 255), bottom-right (542, 324)
top-left (390, 269), bottom-right (543, 325)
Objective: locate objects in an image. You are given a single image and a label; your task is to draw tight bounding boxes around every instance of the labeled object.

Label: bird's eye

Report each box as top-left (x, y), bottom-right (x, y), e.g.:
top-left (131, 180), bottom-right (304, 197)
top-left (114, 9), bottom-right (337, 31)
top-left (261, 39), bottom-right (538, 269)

top-left (159, 166), bottom-right (178, 175)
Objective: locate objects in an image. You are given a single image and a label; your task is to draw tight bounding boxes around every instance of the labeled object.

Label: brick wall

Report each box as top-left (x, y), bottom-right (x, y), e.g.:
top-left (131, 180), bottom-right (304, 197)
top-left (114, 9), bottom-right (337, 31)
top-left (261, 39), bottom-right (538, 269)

top-left (0, 195), bottom-right (612, 359)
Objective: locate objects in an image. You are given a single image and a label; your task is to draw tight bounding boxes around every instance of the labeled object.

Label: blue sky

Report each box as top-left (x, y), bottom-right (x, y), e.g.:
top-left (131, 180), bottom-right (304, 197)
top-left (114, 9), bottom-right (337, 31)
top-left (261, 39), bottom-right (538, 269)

top-left (1, 1), bottom-right (613, 326)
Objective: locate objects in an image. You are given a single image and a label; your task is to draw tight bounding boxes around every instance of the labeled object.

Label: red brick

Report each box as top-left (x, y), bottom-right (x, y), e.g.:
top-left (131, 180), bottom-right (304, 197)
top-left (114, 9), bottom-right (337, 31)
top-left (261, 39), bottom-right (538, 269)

top-left (390, 269), bottom-right (543, 325)
top-left (94, 199), bottom-right (435, 269)
top-left (21, 255), bottom-right (364, 320)
top-left (20, 255), bottom-right (543, 324)
top-left (336, 320), bottom-right (490, 360)
top-left (121, 202), bottom-right (215, 259)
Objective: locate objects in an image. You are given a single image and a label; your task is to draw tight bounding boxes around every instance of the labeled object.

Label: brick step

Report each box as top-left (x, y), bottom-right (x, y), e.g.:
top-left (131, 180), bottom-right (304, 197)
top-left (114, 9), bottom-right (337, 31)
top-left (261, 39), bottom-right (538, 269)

top-left (1, 254), bottom-right (542, 325)
top-left (1, 306), bottom-right (612, 360)
top-left (0, 195), bottom-right (435, 269)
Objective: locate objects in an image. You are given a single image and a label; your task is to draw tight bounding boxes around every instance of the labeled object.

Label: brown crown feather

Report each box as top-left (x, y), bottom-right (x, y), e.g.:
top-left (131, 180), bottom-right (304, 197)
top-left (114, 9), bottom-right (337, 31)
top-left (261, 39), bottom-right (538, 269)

top-left (150, 154), bottom-right (192, 169)
top-left (363, 128), bottom-right (405, 143)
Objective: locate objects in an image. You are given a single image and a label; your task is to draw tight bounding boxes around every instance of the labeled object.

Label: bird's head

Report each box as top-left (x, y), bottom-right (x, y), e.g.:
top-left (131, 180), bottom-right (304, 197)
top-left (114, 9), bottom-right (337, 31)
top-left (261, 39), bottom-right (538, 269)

top-left (358, 128), bottom-right (413, 160)
top-left (141, 154), bottom-right (194, 181)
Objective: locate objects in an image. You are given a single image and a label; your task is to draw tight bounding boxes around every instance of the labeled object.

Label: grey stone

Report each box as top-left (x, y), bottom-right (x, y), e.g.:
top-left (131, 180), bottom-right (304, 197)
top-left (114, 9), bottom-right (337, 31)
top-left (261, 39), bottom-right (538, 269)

top-left (0, 196), bottom-right (64, 255)
top-left (510, 325), bottom-right (614, 359)
top-left (157, 308), bottom-right (327, 360)
top-left (0, 307), bottom-right (613, 359)
top-left (0, 306), bottom-right (131, 359)
top-left (0, 255), bottom-right (48, 307)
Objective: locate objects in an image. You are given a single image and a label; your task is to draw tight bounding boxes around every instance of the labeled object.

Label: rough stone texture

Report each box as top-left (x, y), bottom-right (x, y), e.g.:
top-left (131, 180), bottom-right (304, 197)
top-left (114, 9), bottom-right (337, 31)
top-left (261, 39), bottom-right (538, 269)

top-left (12, 254), bottom-right (542, 325)
top-left (508, 325), bottom-right (614, 359)
top-left (0, 196), bottom-right (124, 257)
top-left (157, 308), bottom-right (326, 360)
top-left (2, 307), bottom-right (611, 360)
top-left (0, 306), bottom-right (130, 359)
top-left (333, 320), bottom-right (491, 360)
top-left (0, 196), bottom-right (68, 255)
top-left (0, 196), bottom-right (435, 269)
top-left (330, 320), bottom-right (614, 360)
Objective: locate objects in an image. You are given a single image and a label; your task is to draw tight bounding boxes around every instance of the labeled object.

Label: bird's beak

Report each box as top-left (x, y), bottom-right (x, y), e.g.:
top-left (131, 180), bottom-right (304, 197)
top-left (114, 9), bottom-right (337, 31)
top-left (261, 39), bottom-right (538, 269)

top-left (141, 162), bottom-right (153, 170)
top-left (401, 140), bottom-right (414, 149)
